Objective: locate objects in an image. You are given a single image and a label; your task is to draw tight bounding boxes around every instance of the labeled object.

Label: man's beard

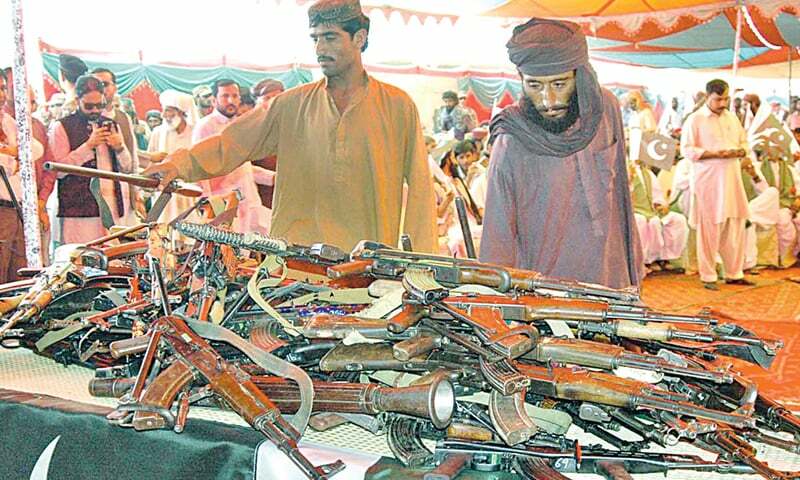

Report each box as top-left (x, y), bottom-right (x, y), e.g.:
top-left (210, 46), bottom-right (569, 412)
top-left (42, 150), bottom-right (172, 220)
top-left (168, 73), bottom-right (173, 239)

top-left (521, 92), bottom-right (580, 134)
top-left (79, 110), bottom-right (101, 122)
top-left (217, 105), bottom-right (238, 119)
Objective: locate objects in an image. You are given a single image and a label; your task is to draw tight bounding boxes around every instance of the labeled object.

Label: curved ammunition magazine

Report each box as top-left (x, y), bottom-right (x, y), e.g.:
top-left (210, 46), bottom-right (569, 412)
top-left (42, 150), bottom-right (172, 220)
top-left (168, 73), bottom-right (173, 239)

top-left (386, 415), bottom-right (436, 468)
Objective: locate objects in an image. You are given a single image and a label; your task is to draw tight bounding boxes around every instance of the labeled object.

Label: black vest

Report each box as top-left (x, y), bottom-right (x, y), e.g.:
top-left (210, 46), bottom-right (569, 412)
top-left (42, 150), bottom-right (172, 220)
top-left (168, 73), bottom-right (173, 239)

top-left (56, 112), bottom-right (124, 218)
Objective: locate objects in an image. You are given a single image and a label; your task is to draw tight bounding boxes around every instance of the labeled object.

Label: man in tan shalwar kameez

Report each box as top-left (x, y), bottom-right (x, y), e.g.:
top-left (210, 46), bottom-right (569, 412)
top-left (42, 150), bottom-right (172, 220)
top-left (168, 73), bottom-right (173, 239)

top-left (144, 0), bottom-right (436, 252)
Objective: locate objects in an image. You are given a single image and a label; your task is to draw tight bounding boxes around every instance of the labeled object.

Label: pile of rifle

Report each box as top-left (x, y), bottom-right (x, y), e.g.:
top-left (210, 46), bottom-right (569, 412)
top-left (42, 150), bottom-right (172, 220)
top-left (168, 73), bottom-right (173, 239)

top-left (2, 219), bottom-right (800, 480)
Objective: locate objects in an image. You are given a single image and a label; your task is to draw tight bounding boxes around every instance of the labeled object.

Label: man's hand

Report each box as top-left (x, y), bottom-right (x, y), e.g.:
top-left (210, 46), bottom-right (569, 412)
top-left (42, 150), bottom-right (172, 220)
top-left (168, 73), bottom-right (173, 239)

top-left (148, 151), bottom-right (168, 163)
top-left (86, 124), bottom-right (107, 149)
top-left (105, 124), bottom-right (124, 152)
top-left (722, 148), bottom-right (747, 159)
top-left (142, 160), bottom-right (179, 189)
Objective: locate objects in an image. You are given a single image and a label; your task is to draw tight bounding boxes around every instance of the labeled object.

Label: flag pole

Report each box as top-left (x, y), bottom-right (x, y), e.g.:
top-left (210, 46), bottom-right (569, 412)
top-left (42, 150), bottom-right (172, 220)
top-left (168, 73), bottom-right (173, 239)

top-left (10, 0), bottom-right (42, 268)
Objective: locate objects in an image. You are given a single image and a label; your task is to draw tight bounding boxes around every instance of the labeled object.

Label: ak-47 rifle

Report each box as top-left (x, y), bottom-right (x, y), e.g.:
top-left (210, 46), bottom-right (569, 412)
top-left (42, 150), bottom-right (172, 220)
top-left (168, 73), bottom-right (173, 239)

top-left (435, 440), bottom-right (756, 479)
top-left (436, 293), bottom-right (781, 369)
top-left (110, 315), bottom-right (344, 480)
top-left (44, 162), bottom-right (203, 223)
top-left (513, 361), bottom-right (754, 429)
top-left (332, 242), bottom-right (641, 304)
top-left (0, 245), bottom-right (112, 338)
top-left (93, 373), bottom-right (456, 429)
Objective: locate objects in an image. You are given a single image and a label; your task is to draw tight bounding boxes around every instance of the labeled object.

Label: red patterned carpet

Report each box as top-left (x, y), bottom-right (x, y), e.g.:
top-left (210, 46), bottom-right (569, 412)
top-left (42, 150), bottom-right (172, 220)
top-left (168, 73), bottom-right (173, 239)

top-left (641, 267), bottom-right (800, 409)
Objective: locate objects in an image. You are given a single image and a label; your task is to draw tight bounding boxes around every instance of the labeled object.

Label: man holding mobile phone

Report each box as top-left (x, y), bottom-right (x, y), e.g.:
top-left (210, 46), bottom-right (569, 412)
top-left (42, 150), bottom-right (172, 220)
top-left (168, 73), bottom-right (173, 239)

top-left (48, 75), bottom-right (133, 244)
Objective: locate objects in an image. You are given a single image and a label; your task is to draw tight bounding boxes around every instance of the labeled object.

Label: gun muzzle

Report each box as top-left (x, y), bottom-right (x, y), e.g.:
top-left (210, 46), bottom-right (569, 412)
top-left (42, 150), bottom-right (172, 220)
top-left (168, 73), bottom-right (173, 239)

top-left (251, 373), bottom-right (455, 429)
top-left (89, 377), bottom-right (135, 398)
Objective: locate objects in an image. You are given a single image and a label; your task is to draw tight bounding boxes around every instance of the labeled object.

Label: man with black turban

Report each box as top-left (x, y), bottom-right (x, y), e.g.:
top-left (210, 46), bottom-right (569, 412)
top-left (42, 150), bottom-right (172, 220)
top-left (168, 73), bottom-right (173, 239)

top-left (480, 18), bottom-right (643, 288)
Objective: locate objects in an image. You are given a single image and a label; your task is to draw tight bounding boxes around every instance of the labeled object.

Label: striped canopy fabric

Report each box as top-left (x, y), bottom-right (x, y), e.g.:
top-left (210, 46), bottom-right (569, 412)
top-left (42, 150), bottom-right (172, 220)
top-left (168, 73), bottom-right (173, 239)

top-left (481, 0), bottom-right (800, 68)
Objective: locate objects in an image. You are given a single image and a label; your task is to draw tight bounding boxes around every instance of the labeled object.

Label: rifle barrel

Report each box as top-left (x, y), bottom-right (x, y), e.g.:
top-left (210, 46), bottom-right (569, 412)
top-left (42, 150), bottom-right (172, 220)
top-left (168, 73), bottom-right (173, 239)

top-left (44, 162), bottom-right (160, 189)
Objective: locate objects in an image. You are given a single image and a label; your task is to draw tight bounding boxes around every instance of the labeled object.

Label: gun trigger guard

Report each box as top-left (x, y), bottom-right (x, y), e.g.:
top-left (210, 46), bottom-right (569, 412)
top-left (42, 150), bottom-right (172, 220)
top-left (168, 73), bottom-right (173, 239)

top-left (113, 403), bottom-right (176, 429)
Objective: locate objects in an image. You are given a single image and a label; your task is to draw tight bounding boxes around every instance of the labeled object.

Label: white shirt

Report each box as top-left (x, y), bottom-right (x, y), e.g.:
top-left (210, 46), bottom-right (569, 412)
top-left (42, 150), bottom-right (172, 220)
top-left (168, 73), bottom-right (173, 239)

top-left (681, 105), bottom-right (750, 225)
top-left (193, 109), bottom-right (273, 234)
top-left (658, 107), bottom-right (682, 135)
top-left (149, 122), bottom-right (193, 155)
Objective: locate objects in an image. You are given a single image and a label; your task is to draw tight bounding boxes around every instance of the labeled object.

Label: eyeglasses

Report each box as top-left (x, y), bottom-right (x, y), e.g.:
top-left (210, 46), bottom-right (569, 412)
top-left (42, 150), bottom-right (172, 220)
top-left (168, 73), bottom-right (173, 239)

top-left (82, 101), bottom-right (107, 111)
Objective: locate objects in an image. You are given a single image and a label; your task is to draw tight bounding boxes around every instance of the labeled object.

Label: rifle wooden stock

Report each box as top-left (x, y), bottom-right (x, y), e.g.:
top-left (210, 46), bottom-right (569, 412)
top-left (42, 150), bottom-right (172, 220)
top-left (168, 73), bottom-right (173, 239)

top-left (319, 343), bottom-right (428, 372)
top-left (388, 303), bottom-right (428, 333)
top-left (423, 453), bottom-right (471, 480)
top-left (393, 334), bottom-right (442, 361)
top-left (250, 373), bottom-right (454, 429)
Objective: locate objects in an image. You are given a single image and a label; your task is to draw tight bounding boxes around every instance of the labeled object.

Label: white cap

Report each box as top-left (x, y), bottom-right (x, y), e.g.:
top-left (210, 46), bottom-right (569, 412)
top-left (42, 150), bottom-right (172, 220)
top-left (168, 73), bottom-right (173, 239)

top-left (159, 89), bottom-right (195, 119)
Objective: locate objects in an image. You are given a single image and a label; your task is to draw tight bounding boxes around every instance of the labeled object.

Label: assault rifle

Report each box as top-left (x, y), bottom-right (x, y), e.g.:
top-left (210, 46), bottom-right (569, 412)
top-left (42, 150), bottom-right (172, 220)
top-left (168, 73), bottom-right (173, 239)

top-left (438, 294), bottom-right (780, 369)
top-left (0, 245), bottom-right (112, 338)
top-left (336, 241), bottom-right (642, 304)
top-left (44, 162), bottom-right (203, 222)
top-left (435, 440), bottom-right (756, 479)
top-left (109, 315), bottom-right (344, 480)
top-left (92, 373), bottom-right (456, 430)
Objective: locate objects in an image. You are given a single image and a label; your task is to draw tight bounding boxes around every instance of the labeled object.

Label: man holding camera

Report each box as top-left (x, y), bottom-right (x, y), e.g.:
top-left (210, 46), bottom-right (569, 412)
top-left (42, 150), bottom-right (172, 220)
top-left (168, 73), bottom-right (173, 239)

top-left (48, 75), bottom-right (133, 244)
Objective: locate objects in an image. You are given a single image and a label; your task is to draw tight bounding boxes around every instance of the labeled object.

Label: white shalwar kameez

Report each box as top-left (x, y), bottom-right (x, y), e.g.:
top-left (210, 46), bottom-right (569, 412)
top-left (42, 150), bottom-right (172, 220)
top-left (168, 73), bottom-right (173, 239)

top-left (681, 105), bottom-right (750, 283)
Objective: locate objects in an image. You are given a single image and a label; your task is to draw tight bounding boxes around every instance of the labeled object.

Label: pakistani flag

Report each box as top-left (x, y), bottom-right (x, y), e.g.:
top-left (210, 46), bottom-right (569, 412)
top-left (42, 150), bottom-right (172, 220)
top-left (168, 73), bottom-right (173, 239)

top-left (638, 131), bottom-right (677, 171)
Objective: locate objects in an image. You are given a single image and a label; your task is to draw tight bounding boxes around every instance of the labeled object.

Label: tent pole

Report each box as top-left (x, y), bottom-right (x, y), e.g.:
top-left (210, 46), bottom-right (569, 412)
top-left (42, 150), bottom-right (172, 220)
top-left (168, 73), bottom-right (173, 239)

top-left (789, 47), bottom-right (793, 109)
top-left (10, 0), bottom-right (42, 269)
top-left (732, 3), bottom-right (743, 88)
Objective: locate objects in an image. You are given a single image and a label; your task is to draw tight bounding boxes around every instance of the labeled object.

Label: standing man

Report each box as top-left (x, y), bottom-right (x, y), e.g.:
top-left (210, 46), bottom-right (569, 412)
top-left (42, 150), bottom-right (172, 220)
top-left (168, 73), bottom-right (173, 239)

top-left (480, 18), bottom-right (642, 288)
top-left (192, 79), bottom-right (273, 235)
top-left (48, 75), bottom-right (132, 244)
top-left (253, 79), bottom-right (285, 107)
top-left (434, 91), bottom-right (473, 141)
top-left (0, 70), bottom-right (26, 282)
top-left (92, 67), bottom-right (141, 220)
top-left (192, 85), bottom-right (214, 119)
top-left (144, 0), bottom-right (436, 252)
top-left (681, 79), bottom-right (754, 290)
top-left (658, 97), bottom-right (682, 137)
top-left (147, 90), bottom-right (196, 222)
